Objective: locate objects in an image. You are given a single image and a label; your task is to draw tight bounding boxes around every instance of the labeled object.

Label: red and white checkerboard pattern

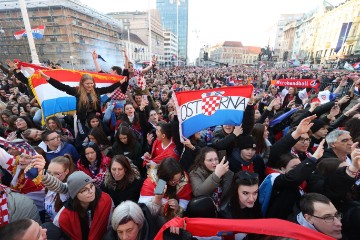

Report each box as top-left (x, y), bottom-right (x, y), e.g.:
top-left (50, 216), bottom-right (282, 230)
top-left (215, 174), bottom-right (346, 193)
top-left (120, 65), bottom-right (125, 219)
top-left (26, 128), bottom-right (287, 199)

top-left (201, 96), bottom-right (221, 116)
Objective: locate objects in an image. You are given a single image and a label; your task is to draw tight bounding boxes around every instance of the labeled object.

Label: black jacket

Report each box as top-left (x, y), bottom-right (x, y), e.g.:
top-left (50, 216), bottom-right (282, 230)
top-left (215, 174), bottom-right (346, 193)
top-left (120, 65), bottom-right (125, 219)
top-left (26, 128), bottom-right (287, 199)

top-left (47, 77), bottom-right (125, 122)
top-left (266, 157), bottom-right (317, 219)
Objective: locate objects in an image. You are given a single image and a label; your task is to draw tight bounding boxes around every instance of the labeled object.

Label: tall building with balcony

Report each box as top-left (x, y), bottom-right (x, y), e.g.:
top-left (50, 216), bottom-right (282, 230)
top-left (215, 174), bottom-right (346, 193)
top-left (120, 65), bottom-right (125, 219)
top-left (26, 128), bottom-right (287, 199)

top-left (156, 0), bottom-right (188, 65)
top-left (0, 0), bottom-right (130, 70)
top-left (208, 41), bottom-right (245, 66)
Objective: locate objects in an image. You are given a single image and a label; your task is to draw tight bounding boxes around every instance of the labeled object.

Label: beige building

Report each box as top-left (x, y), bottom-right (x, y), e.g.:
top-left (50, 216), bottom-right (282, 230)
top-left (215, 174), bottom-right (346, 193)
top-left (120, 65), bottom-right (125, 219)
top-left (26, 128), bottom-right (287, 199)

top-left (279, 21), bottom-right (297, 61)
top-left (0, 0), bottom-right (133, 70)
top-left (208, 41), bottom-right (246, 66)
top-left (243, 46), bottom-right (261, 64)
top-left (107, 10), bottom-right (165, 66)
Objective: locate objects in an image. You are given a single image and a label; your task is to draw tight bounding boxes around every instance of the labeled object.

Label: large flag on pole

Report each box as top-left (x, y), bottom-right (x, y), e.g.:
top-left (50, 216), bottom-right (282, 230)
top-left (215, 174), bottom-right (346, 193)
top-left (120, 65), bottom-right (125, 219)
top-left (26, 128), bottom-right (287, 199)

top-left (173, 86), bottom-right (253, 138)
top-left (14, 25), bottom-right (45, 40)
top-left (29, 69), bottom-right (125, 122)
top-left (334, 22), bottom-right (352, 53)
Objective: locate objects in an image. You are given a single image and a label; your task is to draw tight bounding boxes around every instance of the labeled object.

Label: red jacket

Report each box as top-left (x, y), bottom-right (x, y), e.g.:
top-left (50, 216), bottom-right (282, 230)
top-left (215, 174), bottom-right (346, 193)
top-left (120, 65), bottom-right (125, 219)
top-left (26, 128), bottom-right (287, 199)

top-left (77, 153), bottom-right (110, 179)
top-left (58, 191), bottom-right (112, 240)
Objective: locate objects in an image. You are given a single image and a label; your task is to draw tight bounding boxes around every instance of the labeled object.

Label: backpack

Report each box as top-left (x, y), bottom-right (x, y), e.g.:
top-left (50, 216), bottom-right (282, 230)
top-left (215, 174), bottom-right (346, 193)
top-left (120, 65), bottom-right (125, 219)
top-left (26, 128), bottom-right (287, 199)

top-left (258, 173), bottom-right (280, 216)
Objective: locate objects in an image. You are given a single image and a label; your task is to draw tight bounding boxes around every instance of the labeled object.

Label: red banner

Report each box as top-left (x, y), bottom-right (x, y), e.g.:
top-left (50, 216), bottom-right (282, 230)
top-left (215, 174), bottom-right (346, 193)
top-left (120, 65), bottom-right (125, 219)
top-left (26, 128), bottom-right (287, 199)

top-left (154, 217), bottom-right (335, 240)
top-left (271, 79), bottom-right (320, 89)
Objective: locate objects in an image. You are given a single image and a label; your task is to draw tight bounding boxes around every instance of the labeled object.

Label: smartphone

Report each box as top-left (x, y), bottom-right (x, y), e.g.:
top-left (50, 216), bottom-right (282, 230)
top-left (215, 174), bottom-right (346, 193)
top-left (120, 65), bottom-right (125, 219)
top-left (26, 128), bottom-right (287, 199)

top-left (217, 150), bottom-right (227, 162)
top-left (154, 179), bottom-right (166, 195)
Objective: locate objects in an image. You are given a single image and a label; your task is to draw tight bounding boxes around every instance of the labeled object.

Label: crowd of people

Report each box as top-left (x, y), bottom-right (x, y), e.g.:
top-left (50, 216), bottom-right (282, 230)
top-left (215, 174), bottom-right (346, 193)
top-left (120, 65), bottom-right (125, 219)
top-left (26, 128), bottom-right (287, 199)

top-left (0, 50), bottom-right (359, 240)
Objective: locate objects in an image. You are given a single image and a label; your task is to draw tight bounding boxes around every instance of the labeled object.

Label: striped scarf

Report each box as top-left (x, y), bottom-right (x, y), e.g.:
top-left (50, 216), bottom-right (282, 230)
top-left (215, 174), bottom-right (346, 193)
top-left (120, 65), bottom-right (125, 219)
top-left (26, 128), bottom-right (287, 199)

top-left (0, 184), bottom-right (9, 226)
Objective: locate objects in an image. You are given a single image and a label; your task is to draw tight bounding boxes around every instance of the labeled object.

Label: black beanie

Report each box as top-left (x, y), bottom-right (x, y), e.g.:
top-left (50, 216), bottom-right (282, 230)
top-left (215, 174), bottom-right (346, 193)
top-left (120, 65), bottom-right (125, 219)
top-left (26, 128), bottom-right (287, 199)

top-left (310, 119), bottom-right (328, 133)
top-left (238, 135), bottom-right (256, 150)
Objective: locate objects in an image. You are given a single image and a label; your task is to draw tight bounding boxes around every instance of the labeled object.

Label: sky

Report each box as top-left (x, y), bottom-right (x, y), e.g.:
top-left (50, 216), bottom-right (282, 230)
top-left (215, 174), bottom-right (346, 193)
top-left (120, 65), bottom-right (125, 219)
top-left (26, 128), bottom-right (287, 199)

top-left (82, 0), bottom-right (345, 62)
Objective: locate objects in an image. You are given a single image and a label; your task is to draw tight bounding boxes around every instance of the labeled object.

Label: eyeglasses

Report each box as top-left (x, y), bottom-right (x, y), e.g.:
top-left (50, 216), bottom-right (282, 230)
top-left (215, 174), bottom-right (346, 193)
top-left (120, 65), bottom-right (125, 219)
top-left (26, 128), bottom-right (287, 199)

top-left (169, 175), bottom-right (185, 185)
top-left (79, 183), bottom-right (95, 195)
top-left (298, 138), bottom-right (311, 143)
top-left (47, 135), bottom-right (60, 141)
top-left (47, 171), bottom-right (65, 178)
top-left (157, 112), bottom-right (163, 115)
top-left (82, 142), bottom-right (95, 147)
top-left (309, 212), bottom-right (342, 223)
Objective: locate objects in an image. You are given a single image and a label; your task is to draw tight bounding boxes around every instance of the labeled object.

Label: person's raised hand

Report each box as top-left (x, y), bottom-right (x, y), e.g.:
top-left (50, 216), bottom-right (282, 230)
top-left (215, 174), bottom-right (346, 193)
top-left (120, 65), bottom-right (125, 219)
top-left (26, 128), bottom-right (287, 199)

top-left (91, 50), bottom-right (98, 60)
top-left (214, 157), bottom-right (229, 178)
top-left (233, 125), bottom-right (243, 137)
top-left (292, 115), bottom-right (316, 139)
top-left (31, 154), bottom-right (46, 176)
top-left (351, 142), bottom-right (360, 170)
top-left (313, 139), bottom-right (325, 160)
top-left (168, 198), bottom-right (180, 212)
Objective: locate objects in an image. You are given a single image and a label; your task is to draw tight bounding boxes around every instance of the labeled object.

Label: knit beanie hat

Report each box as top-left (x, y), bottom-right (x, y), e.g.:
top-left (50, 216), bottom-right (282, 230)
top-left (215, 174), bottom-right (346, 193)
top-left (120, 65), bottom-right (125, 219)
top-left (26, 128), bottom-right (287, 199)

top-left (310, 119), bottom-right (328, 134)
top-left (238, 135), bottom-right (256, 150)
top-left (67, 171), bottom-right (94, 199)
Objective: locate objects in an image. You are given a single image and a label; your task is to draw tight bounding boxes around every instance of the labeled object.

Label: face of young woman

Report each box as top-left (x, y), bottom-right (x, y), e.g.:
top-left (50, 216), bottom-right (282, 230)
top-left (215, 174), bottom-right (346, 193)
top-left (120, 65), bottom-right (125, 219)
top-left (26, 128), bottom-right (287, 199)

top-left (203, 151), bottom-right (219, 172)
top-left (125, 105), bottom-right (135, 116)
top-left (47, 119), bottom-right (58, 130)
top-left (76, 183), bottom-right (96, 203)
top-left (83, 79), bottom-right (95, 93)
top-left (47, 162), bottom-right (68, 182)
top-left (1, 114), bottom-right (9, 123)
top-left (29, 129), bottom-right (44, 141)
top-left (88, 135), bottom-right (97, 144)
top-left (90, 118), bottom-right (100, 128)
top-left (12, 106), bottom-right (19, 115)
top-left (15, 118), bottom-right (28, 130)
top-left (119, 134), bottom-right (128, 144)
top-left (223, 125), bottom-right (234, 134)
top-left (238, 184), bottom-right (259, 209)
top-left (111, 161), bottom-right (126, 181)
top-left (85, 147), bottom-right (97, 164)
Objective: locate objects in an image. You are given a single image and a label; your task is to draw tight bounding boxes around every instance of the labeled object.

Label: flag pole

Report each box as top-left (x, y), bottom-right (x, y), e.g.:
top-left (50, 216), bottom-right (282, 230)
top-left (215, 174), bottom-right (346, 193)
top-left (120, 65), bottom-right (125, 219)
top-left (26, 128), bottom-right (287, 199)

top-left (148, 0), bottom-right (152, 62)
top-left (18, 0), bottom-right (40, 64)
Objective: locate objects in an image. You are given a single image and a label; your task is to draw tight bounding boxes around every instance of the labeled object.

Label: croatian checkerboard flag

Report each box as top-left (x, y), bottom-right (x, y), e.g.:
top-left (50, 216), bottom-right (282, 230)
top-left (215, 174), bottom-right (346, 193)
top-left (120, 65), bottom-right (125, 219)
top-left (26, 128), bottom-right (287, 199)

top-left (173, 86), bottom-right (253, 138)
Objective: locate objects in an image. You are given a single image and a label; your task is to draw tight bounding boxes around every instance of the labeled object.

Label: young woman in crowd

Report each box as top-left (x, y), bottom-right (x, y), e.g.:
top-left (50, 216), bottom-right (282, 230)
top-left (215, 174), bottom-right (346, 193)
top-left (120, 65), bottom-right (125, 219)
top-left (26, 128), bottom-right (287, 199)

top-left (220, 171), bottom-right (262, 219)
top-left (189, 147), bottom-right (233, 210)
top-left (138, 158), bottom-right (192, 222)
top-left (98, 155), bottom-right (143, 206)
top-left (111, 125), bottom-right (143, 170)
top-left (77, 142), bottom-right (110, 179)
top-left (86, 113), bottom-right (112, 136)
top-left (37, 163), bottom-right (113, 240)
top-left (87, 127), bottom-right (112, 156)
top-left (44, 154), bottom-right (75, 221)
top-left (39, 70), bottom-right (126, 140)
top-left (45, 116), bottom-right (74, 143)
top-left (7, 116), bottom-right (36, 140)
top-left (252, 123), bottom-right (272, 164)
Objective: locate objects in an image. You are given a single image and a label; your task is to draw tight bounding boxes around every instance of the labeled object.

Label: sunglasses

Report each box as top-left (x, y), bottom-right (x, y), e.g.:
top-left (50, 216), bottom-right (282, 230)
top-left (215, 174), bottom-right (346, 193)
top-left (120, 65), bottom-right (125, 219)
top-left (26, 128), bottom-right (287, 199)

top-left (82, 141), bottom-right (96, 148)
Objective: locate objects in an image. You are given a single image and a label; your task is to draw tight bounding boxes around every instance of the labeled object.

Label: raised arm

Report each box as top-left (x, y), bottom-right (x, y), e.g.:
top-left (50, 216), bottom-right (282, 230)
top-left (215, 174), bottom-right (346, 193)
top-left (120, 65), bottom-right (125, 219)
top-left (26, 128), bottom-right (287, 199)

top-left (39, 71), bottom-right (77, 96)
top-left (91, 50), bottom-right (102, 72)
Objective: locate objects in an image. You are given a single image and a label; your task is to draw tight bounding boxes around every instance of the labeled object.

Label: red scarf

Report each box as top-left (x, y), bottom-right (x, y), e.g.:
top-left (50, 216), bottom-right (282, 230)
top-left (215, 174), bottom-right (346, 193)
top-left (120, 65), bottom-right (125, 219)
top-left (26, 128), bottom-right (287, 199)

top-left (241, 163), bottom-right (254, 173)
top-left (0, 184), bottom-right (9, 227)
top-left (59, 192), bottom-right (112, 240)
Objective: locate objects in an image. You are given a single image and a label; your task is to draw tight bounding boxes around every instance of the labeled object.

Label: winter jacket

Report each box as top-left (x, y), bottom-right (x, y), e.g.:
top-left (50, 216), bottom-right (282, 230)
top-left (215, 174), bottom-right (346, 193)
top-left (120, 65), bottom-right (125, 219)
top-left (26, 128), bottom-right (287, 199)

top-left (189, 167), bottom-right (233, 209)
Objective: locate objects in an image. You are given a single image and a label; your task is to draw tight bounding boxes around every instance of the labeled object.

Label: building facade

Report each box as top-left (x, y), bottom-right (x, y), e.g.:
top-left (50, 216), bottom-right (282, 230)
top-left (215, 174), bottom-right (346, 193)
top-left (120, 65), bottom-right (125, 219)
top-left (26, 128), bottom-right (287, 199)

top-left (156, 0), bottom-right (188, 65)
top-left (0, 0), bottom-right (131, 70)
top-left (107, 10), bottom-right (164, 66)
top-left (163, 30), bottom-right (178, 67)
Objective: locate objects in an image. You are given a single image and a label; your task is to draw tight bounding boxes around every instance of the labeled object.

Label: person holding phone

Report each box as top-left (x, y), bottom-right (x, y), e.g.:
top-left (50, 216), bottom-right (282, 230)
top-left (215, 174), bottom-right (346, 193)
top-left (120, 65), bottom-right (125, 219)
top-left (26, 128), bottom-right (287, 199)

top-left (189, 147), bottom-right (233, 210)
top-left (138, 158), bottom-right (192, 222)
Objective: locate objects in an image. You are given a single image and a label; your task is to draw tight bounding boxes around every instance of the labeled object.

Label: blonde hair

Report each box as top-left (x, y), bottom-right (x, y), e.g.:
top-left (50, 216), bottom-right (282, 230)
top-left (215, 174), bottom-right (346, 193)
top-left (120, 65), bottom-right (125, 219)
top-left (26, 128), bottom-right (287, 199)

top-left (77, 74), bottom-right (99, 109)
